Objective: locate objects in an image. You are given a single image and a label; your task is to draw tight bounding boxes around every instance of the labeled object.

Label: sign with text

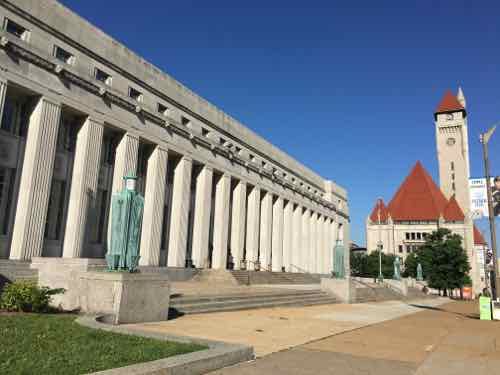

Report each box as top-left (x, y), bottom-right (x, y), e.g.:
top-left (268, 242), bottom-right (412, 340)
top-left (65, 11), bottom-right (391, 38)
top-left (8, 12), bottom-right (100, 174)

top-left (469, 177), bottom-right (500, 218)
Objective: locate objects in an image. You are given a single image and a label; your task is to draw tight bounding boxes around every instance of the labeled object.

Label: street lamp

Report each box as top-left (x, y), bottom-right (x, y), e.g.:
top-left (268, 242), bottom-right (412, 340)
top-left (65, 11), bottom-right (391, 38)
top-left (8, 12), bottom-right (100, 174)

top-left (480, 124), bottom-right (499, 300)
top-left (377, 201), bottom-right (384, 282)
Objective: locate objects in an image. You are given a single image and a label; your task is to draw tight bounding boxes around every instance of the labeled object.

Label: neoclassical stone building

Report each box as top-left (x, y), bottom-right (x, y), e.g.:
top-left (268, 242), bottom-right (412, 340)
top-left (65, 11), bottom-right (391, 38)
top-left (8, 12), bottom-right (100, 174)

top-left (0, 0), bottom-right (349, 275)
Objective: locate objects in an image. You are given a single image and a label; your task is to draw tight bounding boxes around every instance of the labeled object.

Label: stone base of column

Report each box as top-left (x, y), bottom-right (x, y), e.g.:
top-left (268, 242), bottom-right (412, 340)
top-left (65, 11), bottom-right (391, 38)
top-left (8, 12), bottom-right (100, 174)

top-left (31, 257), bottom-right (170, 323)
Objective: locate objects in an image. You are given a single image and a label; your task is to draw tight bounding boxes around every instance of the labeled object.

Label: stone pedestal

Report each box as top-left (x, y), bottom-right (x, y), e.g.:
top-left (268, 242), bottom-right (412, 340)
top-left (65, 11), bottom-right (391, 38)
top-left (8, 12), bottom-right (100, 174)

top-left (383, 278), bottom-right (408, 296)
top-left (31, 258), bottom-right (170, 324)
top-left (321, 277), bottom-right (356, 303)
top-left (78, 271), bottom-right (170, 324)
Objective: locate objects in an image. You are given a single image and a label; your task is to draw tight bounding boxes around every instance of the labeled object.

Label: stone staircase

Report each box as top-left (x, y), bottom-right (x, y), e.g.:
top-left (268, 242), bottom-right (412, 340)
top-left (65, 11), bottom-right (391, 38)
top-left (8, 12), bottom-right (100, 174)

top-left (170, 289), bottom-right (337, 315)
top-left (353, 280), bottom-right (405, 303)
top-left (231, 270), bottom-right (322, 285)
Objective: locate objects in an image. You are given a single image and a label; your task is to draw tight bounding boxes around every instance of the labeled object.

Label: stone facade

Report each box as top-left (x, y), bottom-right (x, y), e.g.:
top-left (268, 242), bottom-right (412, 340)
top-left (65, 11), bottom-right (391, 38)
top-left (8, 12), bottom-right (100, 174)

top-left (0, 0), bottom-right (349, 275)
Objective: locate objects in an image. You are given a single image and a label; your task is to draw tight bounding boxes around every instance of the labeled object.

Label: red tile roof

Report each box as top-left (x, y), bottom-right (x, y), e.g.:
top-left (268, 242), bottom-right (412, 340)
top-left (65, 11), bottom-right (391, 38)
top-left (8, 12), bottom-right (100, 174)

top-left (443, 196), bottom-right (465, 221)
top-left (386, 161), bottom-right (449, 221)
top-left (435, 90), bottom-right (464, 113)
top-left (369, 198), bottom-right (389, 223)
top-left (473, 225), bottom-right (487, 246)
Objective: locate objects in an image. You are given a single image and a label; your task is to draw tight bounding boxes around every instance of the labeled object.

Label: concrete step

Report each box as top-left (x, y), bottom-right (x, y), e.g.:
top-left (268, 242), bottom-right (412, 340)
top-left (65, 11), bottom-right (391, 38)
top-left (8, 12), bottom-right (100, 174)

top-left (0, 260), bottom-right (38, 283)
top-left (170, 290), bottom-right (336, 315)
top-left (230, 270), bottom-right (322, 285)
top-left (171, 290), bottom-right (322, 305)
top-left (171, 292), bottom-right (337, 315)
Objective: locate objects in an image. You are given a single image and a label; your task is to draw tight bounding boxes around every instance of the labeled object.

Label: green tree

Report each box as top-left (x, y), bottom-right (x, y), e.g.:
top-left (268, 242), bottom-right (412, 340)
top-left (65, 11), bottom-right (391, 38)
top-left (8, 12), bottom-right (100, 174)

top-left (417, 228), bottom-right (471, 295)
top-left (350, 251), bottom-right (396, 279)
top-left (403, 252), bottom-right (418, 278)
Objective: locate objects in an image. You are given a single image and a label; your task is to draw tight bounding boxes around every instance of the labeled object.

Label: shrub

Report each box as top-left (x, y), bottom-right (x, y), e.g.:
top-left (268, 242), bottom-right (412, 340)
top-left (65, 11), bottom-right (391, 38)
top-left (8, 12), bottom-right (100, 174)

top-left (0, 280), bottom-right (64, 313)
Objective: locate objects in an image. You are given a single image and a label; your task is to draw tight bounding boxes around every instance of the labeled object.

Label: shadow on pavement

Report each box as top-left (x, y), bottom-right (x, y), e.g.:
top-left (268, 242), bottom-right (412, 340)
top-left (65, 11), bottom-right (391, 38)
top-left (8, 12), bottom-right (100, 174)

top-left (408, 303), bottom-right (479, 320)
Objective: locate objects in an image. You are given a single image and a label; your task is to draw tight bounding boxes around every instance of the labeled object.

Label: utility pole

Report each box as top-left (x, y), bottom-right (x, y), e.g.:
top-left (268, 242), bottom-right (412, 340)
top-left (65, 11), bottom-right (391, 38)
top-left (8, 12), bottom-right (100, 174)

top-left (480, 125), bottom-right (498, 300)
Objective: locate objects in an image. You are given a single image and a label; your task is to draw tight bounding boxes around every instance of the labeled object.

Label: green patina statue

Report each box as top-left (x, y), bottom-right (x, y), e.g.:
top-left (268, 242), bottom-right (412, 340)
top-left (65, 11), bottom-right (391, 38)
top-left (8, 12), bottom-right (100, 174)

top-left (393, 256), bottom-right (401, 280)
top-left (333, 240), bottom-right (345, 279)
top-left (417, 263), bottom-right (423, 281)
top-left (106, 174), bottom-right (144, 272)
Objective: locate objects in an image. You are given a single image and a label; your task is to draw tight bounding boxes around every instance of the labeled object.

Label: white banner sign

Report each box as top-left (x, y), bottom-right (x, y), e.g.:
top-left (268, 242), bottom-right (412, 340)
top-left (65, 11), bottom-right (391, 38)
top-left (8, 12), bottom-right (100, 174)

top-left (469, 177), bottom-right (500, 218)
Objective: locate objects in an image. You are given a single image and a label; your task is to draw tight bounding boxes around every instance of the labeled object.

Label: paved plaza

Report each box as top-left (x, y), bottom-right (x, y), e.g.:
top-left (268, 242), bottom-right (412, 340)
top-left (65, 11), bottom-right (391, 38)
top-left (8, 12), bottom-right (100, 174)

top-left (128, 297), bottom-right (447, 357)
top-left (206, 301), bottom-right (500, 375)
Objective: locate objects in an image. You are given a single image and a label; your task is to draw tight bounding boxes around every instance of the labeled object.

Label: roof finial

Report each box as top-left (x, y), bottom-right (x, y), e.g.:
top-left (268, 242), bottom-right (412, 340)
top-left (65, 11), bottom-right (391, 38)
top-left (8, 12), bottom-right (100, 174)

top-left (457, 86), bottom-right (466, 108)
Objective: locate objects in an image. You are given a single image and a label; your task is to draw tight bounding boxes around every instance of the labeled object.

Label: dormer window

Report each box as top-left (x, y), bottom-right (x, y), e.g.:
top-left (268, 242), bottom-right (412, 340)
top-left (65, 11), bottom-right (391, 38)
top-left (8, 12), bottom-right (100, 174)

top-left (128, 87), bottom-right (143, 102)
top-left (157, 103), bottom-right (168, 116)
top-left (95, 68), bottom-right (112, 86)
top-left (54, 45), bottom-right (75, 65)
top-left (4, 19), bottom-right (29, 41)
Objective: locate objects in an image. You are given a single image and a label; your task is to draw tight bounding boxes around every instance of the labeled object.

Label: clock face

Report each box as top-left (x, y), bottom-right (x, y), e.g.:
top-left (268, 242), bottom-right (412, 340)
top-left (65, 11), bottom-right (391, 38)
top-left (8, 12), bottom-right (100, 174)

top-left (446, 113), bottom-right (454, 121)
top-left (446, 137), bottom-right (456, 146)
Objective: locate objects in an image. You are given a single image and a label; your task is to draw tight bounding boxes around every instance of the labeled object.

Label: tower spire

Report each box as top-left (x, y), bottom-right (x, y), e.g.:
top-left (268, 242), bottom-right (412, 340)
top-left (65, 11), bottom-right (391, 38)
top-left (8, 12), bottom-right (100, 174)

top-left (457, 86), bottom-right (466, 108)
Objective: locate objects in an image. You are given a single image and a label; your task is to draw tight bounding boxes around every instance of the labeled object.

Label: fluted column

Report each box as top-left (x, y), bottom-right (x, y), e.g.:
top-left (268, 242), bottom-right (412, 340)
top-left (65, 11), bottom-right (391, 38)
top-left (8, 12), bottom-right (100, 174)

top-left (321, 216), bottom-right (329, 274)
top-left (0, 79), bottom-right (6, 124)
top-left (292, 204), bottom-right (302, 272)
top-left (111, 133), bottom-right (139, 194)
top-left (10, 98), bottom-right (61, 260)
top-left (191, 166), bottom-right (213, 268)
top-left (259, 191), bottom-right (273, 270)
top-left (330, 218), bottom-right (337, 272)
top-left (309, 211), bottom-right (317, 273)
top-left (62, 118), bottom-right (104, 258)
top-left (212, 173), bottom-right (231, 269)
top-left (301, 208), bottom-right (310, 272)
top-left (271, 196), bottom-right (284, 272)
top-left (107, 132), bottom-right (139, 248)
top-left (245, 186), bottom-right (260, 270)
top-left (168, 156), bottom-right (193, 267)
top-left (282, 201), bottom-right (293, 272)
top-left (230, 181), bottom-right (247, 270)
top-left (139, 146), bottom-right (168, 266)
top-left (342, 218), bottom-right (351, 277)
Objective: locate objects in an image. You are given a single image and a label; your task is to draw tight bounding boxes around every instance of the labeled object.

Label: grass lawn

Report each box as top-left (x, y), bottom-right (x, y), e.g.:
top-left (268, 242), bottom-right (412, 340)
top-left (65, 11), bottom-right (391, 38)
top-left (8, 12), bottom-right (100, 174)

top-left (0, 314), bottom-right (206, 375)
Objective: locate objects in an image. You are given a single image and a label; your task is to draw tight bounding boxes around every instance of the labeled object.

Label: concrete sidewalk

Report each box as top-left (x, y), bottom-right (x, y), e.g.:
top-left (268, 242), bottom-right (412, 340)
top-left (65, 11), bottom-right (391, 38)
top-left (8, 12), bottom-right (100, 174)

top-left (211, 301), bottom-right (500, 375)
top-left (127, 298), bottom-right (447, 357)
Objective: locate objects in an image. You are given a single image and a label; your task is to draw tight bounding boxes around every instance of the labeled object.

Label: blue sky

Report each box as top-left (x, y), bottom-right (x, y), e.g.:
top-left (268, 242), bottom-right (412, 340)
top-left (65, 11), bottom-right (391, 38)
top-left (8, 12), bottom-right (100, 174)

top-left (60, 0), bottom-right (500, 245)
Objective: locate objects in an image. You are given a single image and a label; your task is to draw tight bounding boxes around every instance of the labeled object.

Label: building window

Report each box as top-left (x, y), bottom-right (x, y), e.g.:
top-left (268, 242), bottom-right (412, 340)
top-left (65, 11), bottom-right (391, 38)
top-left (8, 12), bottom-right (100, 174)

top-left (95, 68), bottom-right (112, 86)
top-left (417, 232), bottom-right (421, 240)
top-left (54, 45), bottom-right (74, 65)
top-left (181, 116), bottom-right (190, 126)
top-left (201, 128), bottom-right (209, 137)
top-left (398, 245), bottom-right (403, 253)
top-left (451, 162), bottom-right (454, 171)
top-left (157, 103), bottom-right (168, 116)
top-left (4, 18), bottom-right (29, 41)
top-left (452, 182), bottom-right (456, 191)
top-left (405, 232), bottom-right (410, 240)
top-left (451, 173), bottom-right (455, 181)
top-left (411, 232), bottom-right (416, 240)
top-left (128, 87), bottom-right (143, 102)
top-left (406, 245), bottom-right (411, 253)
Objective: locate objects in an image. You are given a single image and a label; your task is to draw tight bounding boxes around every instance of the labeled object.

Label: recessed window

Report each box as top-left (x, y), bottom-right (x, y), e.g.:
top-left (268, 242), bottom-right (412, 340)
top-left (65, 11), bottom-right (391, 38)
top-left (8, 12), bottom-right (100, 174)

top-left (4, 19), bottom-right (29, 41)
top-left (411, 232), bottom-right (416, 240)
top-left (95, 68), bottom-right (112, 86)
top-left (405, 232), bottom-right (410, 240)
top-left (157, 103), bottom-right (168, 116)
top-left (452, 182), bottom-right (456, 191)
top-left (417, 232), bottom-right (421, 240)
top-left (128, 87), bottom-right (143, 102)
top-left (450, 162), bottom-right (454, 171)
top-left (54, 45), bottom-right (74, 65)
top-left (398, 245), bottom-right (403, 253)
top-left (181, 116), bottom-right (190, 126)
top-left (202, 128), bottom-right (209, 137)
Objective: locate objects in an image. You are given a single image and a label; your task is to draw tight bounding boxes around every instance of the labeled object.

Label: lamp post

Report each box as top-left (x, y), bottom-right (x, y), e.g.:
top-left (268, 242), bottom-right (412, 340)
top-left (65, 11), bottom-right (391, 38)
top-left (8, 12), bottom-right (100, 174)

top-left (480, 124), bottom-right (499, 300)
top-left (377, 200), bottom-right (384, 282)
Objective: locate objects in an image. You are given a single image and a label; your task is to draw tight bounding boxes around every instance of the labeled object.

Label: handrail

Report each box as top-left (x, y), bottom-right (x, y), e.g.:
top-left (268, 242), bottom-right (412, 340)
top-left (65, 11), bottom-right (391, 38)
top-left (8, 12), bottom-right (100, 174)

top-left (289, 264), bottom-right (311, 274)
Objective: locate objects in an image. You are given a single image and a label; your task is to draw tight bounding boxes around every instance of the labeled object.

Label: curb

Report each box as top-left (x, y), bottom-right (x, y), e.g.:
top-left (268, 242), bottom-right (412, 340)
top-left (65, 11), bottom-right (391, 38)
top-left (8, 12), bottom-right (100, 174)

top-left (76, 316), bottom-right (254, 374)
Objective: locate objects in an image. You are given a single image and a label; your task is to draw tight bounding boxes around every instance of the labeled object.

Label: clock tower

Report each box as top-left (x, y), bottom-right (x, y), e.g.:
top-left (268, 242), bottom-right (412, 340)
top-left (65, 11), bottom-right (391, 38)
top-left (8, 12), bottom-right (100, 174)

top-left (434, 88), bottom-right (471, 214)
